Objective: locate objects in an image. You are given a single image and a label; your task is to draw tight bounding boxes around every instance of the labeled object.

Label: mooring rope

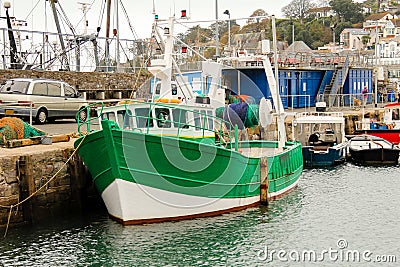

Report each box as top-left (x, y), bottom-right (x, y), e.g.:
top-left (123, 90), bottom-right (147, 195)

top-left (2, 134), bottom-right (87, 238)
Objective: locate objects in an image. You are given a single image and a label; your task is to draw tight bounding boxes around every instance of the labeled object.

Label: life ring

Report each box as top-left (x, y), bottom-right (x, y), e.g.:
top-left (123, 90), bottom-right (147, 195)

top-left (155, 98), bottom-right (182, 104)
top-left (117, 100), bottom-right (134, 105)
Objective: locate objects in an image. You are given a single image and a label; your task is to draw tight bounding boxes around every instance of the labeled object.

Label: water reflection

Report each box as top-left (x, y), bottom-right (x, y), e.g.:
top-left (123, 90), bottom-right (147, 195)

top-left (1, 163), bottom-right (400, 266)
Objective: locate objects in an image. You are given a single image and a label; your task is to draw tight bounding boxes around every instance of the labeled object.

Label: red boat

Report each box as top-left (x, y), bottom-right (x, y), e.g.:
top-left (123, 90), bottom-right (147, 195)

top-left (355, 102), bottom-right (400, 144)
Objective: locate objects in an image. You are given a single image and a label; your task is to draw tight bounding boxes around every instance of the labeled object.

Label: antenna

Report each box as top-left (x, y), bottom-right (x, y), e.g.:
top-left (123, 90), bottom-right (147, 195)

top-left (189, 0), bottom-right (191, 19)
top-left (78, 2), bottom-right (90, 35)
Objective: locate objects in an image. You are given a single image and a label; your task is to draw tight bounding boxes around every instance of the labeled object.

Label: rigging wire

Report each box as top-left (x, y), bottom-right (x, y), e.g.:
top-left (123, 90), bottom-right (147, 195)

top-left (119, 0), bottom-right (138, 40)
top-left (44, 0), bottom-right (48, 32)
top-left (24, 0), bottom-right (41, 21)
top-left (97, 0), bottom-right (106, 34)
top-left (73, 0), bottom-right (96, 32)
top-left (56, 1), bottom-right (77, 36)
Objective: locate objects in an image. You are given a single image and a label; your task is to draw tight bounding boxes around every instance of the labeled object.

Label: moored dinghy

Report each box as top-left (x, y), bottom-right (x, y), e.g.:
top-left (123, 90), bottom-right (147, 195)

top-left (355, 102), bottom-right (400, 145)
top-left (292, 106), bottom-right (347, 167)
top-left (347, 135), bottom-right (400, 165)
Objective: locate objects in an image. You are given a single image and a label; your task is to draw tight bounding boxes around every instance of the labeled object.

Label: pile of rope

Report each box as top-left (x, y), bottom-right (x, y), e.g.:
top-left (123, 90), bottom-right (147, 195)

top-left (0, 117), bottom-right (45, 145)
top-left (216, 96), bottom-right (260, 129)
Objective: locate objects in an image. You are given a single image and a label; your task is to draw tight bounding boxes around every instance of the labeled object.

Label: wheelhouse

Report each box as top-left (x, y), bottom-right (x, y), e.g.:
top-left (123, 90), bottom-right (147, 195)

top-left (97, 102), bottom-right (218, 141)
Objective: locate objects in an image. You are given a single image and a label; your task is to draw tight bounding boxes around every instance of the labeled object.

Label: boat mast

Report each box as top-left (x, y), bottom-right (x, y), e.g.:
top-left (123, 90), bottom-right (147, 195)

top-left (262, 15), bottom-right (286, 148)
top-left (49, 0), bottom-right (70, 71)
top-left (4, 1), bottom-right (22, 69)
top-left (148, 17), bottom-right (174, 99)
top-left (105, 0), bottom-right (111, 71)
top-left (115, 0), bottom-right (120, 72)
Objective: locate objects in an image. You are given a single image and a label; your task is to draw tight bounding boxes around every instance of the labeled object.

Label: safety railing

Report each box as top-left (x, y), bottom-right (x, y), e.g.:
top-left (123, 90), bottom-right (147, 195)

top-left (279, 94), bottom-right (311, 112)
top-left (323, 92), bottom-right (398, 109)
top-left (0, 101), bottom-right (35, 125)
top-left (0, 100), bottom-right (89, 125)
top-left (77, 100), bottom-right (242, 151)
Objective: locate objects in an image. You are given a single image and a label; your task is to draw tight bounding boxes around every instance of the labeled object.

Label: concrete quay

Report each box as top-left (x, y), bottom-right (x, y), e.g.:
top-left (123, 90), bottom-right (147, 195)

top-left (0, 138), bottom-right (101, 229)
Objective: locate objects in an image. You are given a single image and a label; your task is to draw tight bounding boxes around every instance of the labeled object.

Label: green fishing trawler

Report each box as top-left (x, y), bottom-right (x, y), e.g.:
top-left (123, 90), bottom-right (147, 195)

top-left (74, 16), bottom-right (303, 225)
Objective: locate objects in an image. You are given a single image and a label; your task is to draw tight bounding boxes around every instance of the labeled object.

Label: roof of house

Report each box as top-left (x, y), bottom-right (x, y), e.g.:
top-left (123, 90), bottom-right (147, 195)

top-left (232, 32), bottom-right (262, 50)
top-left (309, 6), bottom-right (332, 13)
top-left (342, 28), bottom-right (368, 35)
top-left (285, 41), bottom-right (312, 52)
top-left (365, 12), bottom-right (391, 21)
top-left (391, 18), bottom-right (400, 27)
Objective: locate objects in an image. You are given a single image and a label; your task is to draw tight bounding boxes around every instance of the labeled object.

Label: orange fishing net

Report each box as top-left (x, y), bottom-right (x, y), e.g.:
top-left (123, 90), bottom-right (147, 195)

top-left (0, 117), bottom-right (45, 145)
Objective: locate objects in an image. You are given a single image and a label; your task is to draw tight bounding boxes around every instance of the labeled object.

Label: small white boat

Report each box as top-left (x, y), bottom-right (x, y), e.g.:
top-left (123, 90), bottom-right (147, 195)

top-left (347, 135), bottom-right (400, 165)
top-left (292, 107), bottom-right (347, 167)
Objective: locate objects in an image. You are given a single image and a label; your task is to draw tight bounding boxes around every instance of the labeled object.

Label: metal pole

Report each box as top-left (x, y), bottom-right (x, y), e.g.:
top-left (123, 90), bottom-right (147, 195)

top-left (76, 39), bottom-right (80, 72)
top-left (105, 0), bottom-right (112, 72)
top-left (3, 29), bottom-right (6, 69)
top-left (29, 102), bottom-right (32, 125)
top-left (215, 0), bottom-right (219, 58)
top-left (333, 32), bottom-right (335, 46)
top-left (49, 0), bottom-right (70, 70)
top-left (116, 0), bottom-right (120, 72)
top-left (272, 16), bottom-right (279, 109)
top-left (228, 14), bottom-right (231, 53)
top-left (375, 21), bottom-right (379, 108)
top-left (292, 22), bottom-right (294, 48)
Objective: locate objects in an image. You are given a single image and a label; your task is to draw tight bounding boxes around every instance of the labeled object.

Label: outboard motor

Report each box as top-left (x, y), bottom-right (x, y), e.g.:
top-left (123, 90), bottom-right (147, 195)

top-left (308, 132), bottom-right (320, 145)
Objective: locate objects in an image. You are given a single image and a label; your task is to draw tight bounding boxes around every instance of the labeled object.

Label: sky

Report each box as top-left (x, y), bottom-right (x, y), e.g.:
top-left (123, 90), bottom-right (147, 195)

top-left (1, 0), bottom-right (293, 40)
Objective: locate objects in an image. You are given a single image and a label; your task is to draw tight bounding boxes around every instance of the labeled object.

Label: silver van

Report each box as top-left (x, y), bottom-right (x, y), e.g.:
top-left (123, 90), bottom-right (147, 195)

top-left (0, 78), bottom-right (88, 124)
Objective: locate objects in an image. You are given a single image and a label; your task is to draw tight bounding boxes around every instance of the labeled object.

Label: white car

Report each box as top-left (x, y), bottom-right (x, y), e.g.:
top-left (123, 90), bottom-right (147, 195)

top-left (0, 78), bottom-right (88, 124)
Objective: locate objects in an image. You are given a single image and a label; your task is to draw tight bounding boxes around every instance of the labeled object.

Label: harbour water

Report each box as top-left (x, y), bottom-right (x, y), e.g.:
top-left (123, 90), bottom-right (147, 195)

top-left (0, 163), bottom-right (399, 266)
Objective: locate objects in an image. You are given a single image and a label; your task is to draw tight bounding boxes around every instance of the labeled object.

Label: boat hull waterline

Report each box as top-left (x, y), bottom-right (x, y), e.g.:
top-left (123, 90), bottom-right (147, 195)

top-left (75, 120), bottom-right (303, 225)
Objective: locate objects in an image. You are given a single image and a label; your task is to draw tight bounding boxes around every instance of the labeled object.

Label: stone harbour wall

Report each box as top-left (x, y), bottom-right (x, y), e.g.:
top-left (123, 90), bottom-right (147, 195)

top-left (0, 69), bottom-right (150, 100)
top-left (0, 142), bottom-right (100, 228)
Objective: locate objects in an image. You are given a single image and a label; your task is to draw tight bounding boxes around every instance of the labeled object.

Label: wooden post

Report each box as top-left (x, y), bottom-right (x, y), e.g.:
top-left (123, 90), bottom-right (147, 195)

top-left (18, 155), bottom-right (34, 224)
top-left (260, 157), bottom-right (269, 204)
top-left (68, 153), bottom-right (90, 210)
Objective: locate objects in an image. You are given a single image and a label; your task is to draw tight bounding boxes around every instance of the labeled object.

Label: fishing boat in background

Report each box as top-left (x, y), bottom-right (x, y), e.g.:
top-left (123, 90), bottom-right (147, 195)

top-left (347, 135), bottom-right (400, 165)
top-left (355, 102), bottom-right (400, 144)
top-left (292, 108), bottom-right (347, 167)
top-left (74, 16), bottom-right (303, 225)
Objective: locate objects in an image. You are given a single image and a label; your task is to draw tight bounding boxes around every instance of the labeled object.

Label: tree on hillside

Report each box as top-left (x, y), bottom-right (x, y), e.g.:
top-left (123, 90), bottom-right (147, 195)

top-left (177, 25), bottom-right (213, 45)
top-left (247, 9), bottom-right (268, 24)
top-left (241, 10), bottom-right (270, 34)
top-left (316, 0), bottom-right (331, 7)
top-left (282, 0), bottom-right (315, 23)
top-left (329, 0), bottom-right (364, 24)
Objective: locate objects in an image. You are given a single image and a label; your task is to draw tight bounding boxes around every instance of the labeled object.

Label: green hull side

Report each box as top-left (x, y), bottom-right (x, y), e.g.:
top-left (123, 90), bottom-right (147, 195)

top-left (75, 121), bottom-right (261, 199)
top-left (267, 142), bottom-right (303, 193)
top-left (75, 121), bottom-right (303, 199)
top-left (234, 140), bottom-right (303, 194)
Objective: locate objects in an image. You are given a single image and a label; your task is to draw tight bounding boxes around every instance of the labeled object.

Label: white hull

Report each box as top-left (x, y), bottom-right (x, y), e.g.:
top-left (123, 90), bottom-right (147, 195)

top-left (101, 179), bottom-right (260, 224)
top-left (268, 177), bottom-right (299, 199)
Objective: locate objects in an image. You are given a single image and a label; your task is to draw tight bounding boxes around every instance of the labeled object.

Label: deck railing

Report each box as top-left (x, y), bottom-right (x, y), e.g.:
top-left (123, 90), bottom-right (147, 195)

top-left (77, 100), bottom-right (242, 151)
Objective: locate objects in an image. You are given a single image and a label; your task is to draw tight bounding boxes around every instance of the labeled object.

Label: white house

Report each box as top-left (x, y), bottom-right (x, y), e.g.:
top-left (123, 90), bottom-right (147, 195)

top-left (339, 28), bottom-right (369, 50)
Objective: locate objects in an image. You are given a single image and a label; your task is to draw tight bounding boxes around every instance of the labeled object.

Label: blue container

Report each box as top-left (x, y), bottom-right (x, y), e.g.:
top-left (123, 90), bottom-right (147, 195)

top-left (370, 122), bottom-right (378, 129)
top-left (343, 69), bottom-right (373, 105)
top-left (238, 69), bottom-right (269, 102)
top-left (378, 125), bottom-right (388, 129)
top-left (297, 71), bottom-right (323, 108)
top-left (388, 92), bottom-right (395, 102)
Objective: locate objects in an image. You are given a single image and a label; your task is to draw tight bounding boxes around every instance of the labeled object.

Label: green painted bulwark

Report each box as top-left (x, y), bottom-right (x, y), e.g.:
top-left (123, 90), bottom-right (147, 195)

top-left (76, 121), bottom-right (261, 199)
top-left (267, 142), bottom-right (303, 194)
top-left (75, 121), bottom-right (303, 200)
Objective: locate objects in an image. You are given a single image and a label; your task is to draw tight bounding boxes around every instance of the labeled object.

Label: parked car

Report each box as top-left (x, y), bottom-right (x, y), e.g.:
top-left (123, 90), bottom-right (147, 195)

top-left (0, 78), bottom-right (88, 124)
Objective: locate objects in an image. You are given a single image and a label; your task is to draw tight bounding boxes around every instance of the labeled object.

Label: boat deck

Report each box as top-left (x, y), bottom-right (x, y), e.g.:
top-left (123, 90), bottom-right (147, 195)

top-left (239, 146), bottom-right (285, 158)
